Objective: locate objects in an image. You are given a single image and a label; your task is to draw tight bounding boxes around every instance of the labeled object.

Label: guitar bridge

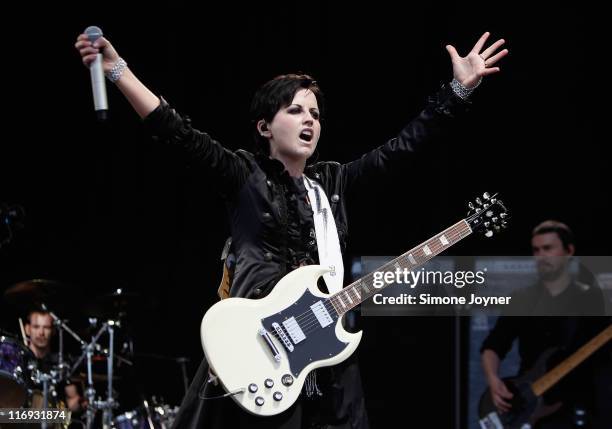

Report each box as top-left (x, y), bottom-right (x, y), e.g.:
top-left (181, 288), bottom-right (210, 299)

top-left (272, 322), bottom-right (294, 352)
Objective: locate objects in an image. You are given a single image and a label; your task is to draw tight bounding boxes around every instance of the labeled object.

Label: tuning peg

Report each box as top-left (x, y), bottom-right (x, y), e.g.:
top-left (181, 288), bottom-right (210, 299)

top-left (484, 221), bottom-right (490, 227)
top-left (485, 230), bottom-right (494, 238)
top-left (492, 217), bottom-right (499, 223)
top-left (483, 203), bottom-right (490, 209)
top-left (494, 225), bottom-right (501, 232)
top-left (468, 202), bottom-right (475, 210)
top-left (476, 197), bottom-right (482, 206)
top-left (483, 192), bottom-right (490, 200)
top-left (500, 213), bottom-right (507, 219)
top-left (490, 198), bottom-right (497, 204)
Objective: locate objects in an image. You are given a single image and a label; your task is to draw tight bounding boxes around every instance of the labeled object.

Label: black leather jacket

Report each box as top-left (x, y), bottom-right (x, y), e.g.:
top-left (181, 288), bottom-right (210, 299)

top-left (144, 83), bottom-right (469, 299)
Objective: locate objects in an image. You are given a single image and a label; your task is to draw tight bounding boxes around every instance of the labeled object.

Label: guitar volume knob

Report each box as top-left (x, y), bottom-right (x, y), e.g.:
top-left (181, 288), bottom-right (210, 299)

top-left (255, 396), bottom-right (265, 406)
top-left (264, 378), bottom-right (274, 388)
top-left (273, 391), bottom-right (283, 401)
top-left (248, 383), bottom-right (258, 393)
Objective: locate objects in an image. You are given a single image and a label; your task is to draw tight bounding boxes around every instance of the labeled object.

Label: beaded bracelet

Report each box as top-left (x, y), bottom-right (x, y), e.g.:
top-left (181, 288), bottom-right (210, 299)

top-left (450, 77), bottom-right (482, 100)
top-left (105, 58), bottom-right (127, 83)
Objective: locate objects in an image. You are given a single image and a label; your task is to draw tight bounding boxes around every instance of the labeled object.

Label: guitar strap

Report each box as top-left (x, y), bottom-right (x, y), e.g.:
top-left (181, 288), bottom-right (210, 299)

top-left (303, 176), bottom-right (344, 398)
top-left (303, 176), bottom-right (344, 294)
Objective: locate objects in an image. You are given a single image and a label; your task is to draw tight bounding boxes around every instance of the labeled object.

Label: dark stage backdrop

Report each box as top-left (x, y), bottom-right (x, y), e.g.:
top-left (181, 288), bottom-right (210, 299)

top-left (1, 1), bottom-right (608, 427)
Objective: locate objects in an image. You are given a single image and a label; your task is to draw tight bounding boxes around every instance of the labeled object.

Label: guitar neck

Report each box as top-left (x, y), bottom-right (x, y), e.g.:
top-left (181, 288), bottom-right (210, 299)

top-left (531, 324), bottom-right (612, 397)
top-left (328, 219), bottom-right (473, 315)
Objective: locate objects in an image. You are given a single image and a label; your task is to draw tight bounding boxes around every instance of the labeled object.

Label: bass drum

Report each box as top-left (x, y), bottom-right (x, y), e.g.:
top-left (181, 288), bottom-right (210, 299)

top-left (0, 334), bottom-right (30, 408)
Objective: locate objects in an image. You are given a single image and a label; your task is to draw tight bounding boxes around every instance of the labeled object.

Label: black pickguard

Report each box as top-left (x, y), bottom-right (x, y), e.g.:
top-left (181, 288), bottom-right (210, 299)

top-left (261, 289), bottom-right (347, 377)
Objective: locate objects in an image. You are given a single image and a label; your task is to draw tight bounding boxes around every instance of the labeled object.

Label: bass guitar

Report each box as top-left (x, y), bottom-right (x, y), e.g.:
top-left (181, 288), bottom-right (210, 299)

top-left (478, 324), bottom-right (612, 428)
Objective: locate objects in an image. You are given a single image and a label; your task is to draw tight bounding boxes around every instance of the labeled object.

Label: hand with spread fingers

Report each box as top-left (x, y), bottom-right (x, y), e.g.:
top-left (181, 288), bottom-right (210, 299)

top-left (446, 32), bottom-right (509, 89)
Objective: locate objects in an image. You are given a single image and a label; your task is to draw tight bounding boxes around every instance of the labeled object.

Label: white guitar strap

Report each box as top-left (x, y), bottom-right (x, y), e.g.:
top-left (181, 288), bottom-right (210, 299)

top-left (303, 176), bottom-right (344, 294)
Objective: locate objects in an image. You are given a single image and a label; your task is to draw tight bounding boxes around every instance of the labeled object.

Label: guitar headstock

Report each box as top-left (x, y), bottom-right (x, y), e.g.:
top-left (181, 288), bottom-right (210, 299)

top-left (466, 192), bottom-right (509, 238)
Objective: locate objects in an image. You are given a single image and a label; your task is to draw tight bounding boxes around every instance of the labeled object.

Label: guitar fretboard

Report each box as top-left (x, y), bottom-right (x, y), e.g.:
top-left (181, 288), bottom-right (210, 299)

top-left (327, 220), bottom-right (472, 316)
top-left (531, 324), bottom-right (612, 397)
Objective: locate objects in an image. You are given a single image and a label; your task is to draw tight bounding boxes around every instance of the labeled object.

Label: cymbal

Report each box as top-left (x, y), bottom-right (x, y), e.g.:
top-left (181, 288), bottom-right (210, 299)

top-left (3, 279), bottom-right (74, 313)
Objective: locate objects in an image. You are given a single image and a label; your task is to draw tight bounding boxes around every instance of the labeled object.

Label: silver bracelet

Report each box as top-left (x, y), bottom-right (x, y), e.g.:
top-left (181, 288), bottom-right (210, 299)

top-left (105, 57), bottom-right (127, 83)
top-left (450, 77), bottom-right (482, 100)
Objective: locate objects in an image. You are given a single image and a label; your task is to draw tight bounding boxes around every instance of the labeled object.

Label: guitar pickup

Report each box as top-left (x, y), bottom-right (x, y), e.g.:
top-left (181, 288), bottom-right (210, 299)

top-left (310, 301), bottom-right (333, 328)
top-left (282, 317), bottom-right (306, 344)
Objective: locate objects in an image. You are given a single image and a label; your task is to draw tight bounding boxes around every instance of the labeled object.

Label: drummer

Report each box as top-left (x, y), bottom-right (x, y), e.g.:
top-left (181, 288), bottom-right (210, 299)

top-left (24, 308), bottom-right (84, 413)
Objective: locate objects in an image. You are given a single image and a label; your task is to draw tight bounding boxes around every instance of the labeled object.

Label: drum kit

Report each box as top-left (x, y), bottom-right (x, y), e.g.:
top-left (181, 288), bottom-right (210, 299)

top-left (0, 279), bottom-right (183, 428)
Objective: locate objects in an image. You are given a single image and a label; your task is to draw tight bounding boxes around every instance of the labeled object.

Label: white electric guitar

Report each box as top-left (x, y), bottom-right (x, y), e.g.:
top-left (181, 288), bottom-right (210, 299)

top-left (200, 192), bottom-right (508, 416)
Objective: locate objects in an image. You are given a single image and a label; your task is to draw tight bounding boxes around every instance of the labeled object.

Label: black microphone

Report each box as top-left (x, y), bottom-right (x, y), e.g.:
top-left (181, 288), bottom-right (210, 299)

top-left (84, 26), bottom-right (108, 121)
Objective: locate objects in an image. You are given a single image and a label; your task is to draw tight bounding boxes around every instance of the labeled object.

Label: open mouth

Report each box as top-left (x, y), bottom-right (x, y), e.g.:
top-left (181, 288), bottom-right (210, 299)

top-left (299, 129), bottom-right (313, 142)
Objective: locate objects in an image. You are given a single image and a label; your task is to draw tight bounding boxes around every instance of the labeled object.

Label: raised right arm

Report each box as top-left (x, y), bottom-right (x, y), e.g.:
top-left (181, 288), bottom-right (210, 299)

top-left (74, 34), bottom-right (249, 198)
top-left (75, 34), bottom-right (159, 118)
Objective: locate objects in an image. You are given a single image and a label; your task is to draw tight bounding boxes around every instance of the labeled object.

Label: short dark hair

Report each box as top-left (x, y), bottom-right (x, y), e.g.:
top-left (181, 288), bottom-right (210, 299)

top-left (26, 308), bottom-right (51, 325)
top-left (532, 220), bottom-right (575, 250)
top-left (250, 74), bottom-right (324, 156)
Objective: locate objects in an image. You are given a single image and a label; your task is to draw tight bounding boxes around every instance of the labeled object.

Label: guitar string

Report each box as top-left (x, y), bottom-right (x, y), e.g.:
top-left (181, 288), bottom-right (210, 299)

top-left (284, 224), bottom-right (469, 336)
top-left (267, 223), bottom-right (471, 341)
top-left (269, 224), bottom-right (468, 338)
top-left (267, 202), bottom-right (499, 334)
top-left (294, 223), bottom-right (467, 328)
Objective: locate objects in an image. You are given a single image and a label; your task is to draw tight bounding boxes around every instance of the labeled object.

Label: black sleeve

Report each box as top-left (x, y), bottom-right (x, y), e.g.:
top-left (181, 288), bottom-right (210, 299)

top-left (340, 83), bottom-right (471, 193)
top-left (143, 97), bottom-right (250, 199)
top-left (480, 315), bottom-right (521, 360)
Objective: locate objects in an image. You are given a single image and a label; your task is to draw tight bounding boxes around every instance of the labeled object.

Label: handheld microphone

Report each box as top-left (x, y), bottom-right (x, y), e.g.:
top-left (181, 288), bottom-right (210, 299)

top-left (84, 26), bottom-right (108, 121)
